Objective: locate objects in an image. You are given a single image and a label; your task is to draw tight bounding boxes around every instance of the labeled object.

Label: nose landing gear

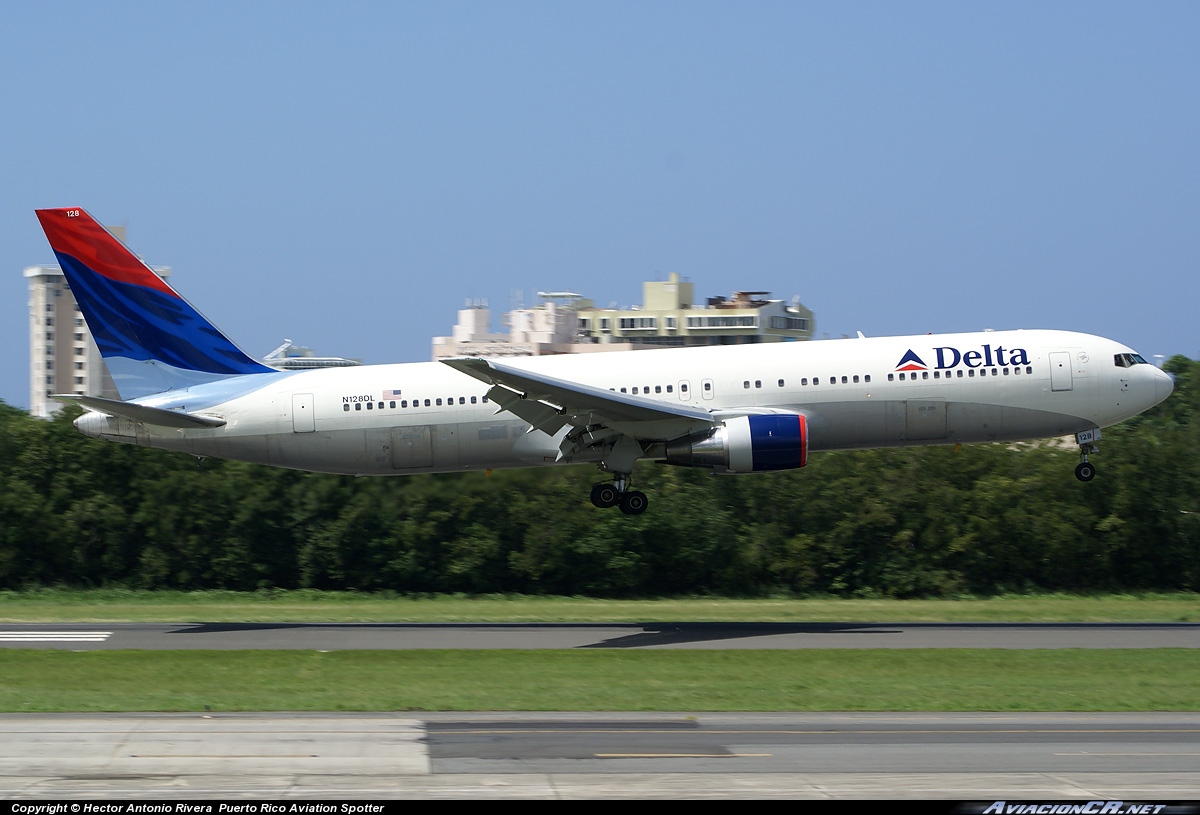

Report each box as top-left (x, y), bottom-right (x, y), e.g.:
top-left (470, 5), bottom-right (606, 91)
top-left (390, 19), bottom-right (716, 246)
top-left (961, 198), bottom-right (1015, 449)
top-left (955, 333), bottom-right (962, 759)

top-left (1074, 429), bottom-right (1100, 482)
top-left (1074, 457), bottom-right (1096, 482)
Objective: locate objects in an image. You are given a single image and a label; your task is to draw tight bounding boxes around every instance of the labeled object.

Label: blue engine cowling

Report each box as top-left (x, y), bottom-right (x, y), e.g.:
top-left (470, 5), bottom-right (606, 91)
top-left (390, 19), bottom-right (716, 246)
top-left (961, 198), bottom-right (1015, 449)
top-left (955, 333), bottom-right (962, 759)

top-left (663, 414), bottom-right (808, 473)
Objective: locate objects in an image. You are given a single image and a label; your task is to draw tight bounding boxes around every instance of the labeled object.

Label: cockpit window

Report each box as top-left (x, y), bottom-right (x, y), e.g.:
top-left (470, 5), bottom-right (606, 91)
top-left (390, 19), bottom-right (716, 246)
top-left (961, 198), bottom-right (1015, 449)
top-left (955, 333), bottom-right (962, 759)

top-left (1114, 353), bottom-right (1149, 368)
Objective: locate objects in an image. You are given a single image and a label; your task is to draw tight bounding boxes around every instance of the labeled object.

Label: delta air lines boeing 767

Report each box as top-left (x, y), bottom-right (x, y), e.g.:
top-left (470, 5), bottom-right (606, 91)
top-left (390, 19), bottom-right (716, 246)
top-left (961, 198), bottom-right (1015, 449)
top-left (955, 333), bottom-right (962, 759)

top-left (35, 208), bottom-right (1174, 515)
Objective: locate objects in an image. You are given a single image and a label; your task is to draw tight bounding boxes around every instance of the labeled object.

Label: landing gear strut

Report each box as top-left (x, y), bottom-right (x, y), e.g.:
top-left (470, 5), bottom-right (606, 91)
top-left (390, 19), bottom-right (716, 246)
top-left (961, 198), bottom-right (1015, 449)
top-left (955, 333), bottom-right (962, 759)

top-left (590, 473), bottom-right (648, 515)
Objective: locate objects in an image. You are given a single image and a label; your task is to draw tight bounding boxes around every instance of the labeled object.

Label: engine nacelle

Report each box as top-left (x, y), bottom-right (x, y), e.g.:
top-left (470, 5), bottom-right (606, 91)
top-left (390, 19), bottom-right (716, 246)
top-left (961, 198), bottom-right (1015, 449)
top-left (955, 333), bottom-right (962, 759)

top-left (663, 414), bottom-right (808, 473)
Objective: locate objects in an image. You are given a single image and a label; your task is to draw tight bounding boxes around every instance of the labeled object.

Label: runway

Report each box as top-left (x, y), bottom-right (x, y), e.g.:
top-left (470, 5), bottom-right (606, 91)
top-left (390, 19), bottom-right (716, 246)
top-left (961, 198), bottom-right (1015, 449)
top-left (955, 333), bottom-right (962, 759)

top-left (3, 621), bottom-right (1199, 650)
top-left (4, 712), bottom-right (1200, 799)
top-left (6, 624), bottom-right (1197, 798)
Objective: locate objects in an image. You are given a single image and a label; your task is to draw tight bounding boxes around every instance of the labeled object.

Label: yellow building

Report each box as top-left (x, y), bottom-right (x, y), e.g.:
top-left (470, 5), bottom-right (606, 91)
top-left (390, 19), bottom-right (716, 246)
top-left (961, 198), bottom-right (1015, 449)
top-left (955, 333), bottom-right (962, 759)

top-left (433, 273), bottom-right (815, 359)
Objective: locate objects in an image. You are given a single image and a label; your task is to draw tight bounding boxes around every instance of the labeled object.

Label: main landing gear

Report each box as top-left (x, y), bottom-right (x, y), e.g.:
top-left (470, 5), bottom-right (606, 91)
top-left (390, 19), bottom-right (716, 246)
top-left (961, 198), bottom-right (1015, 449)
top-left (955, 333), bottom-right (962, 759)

top-left (590, 474), bottom-right (648, 515)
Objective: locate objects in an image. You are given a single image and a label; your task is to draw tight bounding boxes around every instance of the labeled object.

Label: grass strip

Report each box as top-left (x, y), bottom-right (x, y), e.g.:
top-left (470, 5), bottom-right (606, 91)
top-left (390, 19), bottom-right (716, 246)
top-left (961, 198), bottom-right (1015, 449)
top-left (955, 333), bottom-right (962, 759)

top-left (1, 649), bottom-right (1196, 712)
top-left (2, 590), bottom-right (1198, 623)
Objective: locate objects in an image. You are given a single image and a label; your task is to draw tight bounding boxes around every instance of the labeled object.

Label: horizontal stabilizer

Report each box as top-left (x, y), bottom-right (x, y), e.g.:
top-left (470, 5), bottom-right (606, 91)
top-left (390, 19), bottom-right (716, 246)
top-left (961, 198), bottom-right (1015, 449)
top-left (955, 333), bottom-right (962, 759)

top-left (52, 394), bottom-right (227, 429)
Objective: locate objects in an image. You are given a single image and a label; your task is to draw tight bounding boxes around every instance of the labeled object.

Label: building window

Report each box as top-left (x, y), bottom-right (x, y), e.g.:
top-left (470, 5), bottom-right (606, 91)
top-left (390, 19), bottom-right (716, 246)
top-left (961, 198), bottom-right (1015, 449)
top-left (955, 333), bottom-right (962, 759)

top-left (769, 316), bottom-right (810, 331)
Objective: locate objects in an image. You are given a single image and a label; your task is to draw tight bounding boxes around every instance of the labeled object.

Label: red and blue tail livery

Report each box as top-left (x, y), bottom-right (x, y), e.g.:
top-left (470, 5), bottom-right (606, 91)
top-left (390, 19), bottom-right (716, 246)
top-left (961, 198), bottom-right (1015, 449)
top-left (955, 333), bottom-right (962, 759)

top-left (35, 208), bottom-right (273, 399)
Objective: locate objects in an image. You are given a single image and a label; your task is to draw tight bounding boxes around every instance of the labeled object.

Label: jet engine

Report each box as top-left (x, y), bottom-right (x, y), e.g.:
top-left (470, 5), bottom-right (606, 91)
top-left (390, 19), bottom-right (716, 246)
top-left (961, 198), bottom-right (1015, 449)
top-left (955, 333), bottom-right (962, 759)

top-left (663, 414), bottom-right (808, 473)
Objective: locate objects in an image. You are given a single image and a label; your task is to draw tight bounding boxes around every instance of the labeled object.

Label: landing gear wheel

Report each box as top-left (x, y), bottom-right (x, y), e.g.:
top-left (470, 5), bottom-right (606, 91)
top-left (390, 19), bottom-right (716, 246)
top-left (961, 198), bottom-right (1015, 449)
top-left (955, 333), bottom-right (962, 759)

top-left (1075, 461), bottom-right (1096, 482)
top-left (618, 490), bottom-right (648, 516)
top-left (590, 482), bottom-right (620, 508)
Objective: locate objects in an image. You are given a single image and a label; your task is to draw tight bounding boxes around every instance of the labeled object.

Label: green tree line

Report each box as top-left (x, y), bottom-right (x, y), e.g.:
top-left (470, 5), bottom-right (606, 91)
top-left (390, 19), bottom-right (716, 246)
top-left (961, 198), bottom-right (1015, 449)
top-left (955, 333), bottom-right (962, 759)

top-left (2, 357), bottom-right (1196, 597)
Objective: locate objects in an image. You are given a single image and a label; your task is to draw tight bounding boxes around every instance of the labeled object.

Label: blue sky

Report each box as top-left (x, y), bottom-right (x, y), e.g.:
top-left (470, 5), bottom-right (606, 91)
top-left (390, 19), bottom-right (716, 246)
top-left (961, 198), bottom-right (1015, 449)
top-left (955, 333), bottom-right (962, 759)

top-left (3, 1), bottom-right (1196, 409)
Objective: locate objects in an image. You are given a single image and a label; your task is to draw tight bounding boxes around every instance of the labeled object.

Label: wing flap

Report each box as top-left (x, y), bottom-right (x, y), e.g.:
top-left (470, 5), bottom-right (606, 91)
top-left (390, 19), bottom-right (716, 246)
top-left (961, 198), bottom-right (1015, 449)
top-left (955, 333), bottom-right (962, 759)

top-left (441, 356), bottom-right (715, 440)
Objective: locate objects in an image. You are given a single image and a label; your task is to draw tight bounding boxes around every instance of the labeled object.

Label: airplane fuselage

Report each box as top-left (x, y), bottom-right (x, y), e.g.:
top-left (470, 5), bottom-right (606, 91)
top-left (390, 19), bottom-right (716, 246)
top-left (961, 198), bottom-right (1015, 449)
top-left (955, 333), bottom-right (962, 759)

top-left (74, 328), bottom-right (1173, 478)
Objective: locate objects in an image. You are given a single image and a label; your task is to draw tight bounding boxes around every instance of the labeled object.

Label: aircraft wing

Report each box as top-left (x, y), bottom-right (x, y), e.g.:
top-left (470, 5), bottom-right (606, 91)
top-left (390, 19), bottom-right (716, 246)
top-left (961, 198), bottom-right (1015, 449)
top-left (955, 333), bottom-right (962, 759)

top-left (52, 394), bottom-right (228, 429)
top-left (441, 357), bottom-right (716, 440)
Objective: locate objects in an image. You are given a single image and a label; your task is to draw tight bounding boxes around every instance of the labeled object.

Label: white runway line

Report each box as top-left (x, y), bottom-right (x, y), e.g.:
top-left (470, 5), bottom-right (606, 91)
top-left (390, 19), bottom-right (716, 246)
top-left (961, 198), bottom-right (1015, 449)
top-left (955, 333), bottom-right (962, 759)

top-left (0, 631), bottom-right (112, 642)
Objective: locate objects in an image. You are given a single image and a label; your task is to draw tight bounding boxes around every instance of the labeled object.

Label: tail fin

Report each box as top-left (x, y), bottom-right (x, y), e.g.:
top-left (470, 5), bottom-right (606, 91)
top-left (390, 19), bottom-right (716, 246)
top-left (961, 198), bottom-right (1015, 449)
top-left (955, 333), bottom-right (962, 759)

top-left (35, 208), bottom-right (274, 400)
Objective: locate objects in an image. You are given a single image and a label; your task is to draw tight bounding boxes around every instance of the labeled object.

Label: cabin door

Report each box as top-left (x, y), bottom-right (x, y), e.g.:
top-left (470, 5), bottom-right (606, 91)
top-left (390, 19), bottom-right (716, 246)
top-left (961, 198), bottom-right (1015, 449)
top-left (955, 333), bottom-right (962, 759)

top-left (1049, 352), bottom-right (1073, 392)
top-left (291, 393), bottom-right (315, 433)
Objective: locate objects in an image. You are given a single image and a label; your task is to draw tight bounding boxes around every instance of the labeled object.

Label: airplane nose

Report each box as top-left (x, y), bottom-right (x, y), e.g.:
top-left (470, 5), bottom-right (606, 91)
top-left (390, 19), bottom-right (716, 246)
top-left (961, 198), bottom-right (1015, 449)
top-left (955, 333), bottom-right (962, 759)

top-left (1157, 369), bottom-right (1175, 404)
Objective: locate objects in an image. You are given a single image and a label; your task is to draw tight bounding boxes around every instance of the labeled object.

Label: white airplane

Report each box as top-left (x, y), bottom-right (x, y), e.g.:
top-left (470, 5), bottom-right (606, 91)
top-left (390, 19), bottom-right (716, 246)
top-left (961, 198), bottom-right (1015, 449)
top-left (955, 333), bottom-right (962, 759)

top-left (36, 207), bottom-right (1174, 516)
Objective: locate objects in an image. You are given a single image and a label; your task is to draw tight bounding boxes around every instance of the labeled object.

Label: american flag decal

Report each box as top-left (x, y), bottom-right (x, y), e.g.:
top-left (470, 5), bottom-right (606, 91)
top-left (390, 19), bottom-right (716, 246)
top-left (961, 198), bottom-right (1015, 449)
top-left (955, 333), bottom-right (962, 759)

top-left (382, 389), bottom-right (402, 399)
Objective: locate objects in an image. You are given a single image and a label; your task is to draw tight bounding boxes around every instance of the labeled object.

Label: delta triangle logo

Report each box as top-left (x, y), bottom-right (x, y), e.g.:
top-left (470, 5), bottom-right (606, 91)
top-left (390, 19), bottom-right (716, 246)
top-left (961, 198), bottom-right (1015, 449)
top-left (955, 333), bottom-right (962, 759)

top-left (895, 349), bottom-right (927, 372)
